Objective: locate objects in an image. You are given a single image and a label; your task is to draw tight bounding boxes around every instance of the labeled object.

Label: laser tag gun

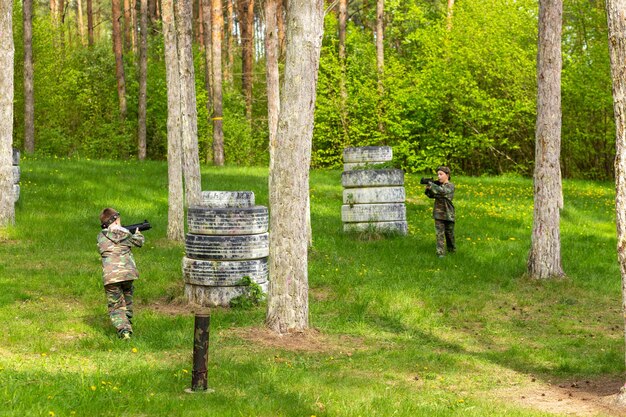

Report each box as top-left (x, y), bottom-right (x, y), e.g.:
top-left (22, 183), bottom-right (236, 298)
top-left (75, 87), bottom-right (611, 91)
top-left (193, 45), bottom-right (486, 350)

top-left (420, 177), bottom-right (442, 186)
top-left (122, 220), bottom-right (152, 234)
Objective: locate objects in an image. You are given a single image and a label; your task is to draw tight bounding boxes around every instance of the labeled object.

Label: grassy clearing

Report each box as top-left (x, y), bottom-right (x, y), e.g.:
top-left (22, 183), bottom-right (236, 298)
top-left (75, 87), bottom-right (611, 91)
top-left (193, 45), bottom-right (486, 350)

top-left (0, 157), bottom-right (623, 416)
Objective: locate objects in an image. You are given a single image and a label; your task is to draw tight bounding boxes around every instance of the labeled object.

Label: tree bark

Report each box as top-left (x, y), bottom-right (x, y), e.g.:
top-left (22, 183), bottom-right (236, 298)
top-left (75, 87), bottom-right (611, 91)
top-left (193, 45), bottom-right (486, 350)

top-left (87, 0), bottom-right (94, 46)
top-left (446, 0), bottom-right (454, 32)
top-left (76, 0), bottom-right (86, 45)
top-left (265, 0), bottom-right (279, 171)
top-left (162, 0), bottom-right (185, 242)
top-left (112, 0), bottom-right (127, 118)
top-left (201, 0), bottom-right (213, 125)
top-left (266, 0), bottom-right (324, 334)
top-left (276, 0), bottom-right (285, 56)
top-left (237, 0), bottom-right (254, 121)
top-left (23, 0), bottom-right (34, 154)
top-left (225, 0), bottom-right (234, 84)
top-left (211, 0), bottom-right (224, 166)
top-left (0, 0), bottom-right (14, 227)
top-left (124, 0), bottom-right (132, 51)
top-left (528, 0), bottom-right (564, 279)
top-left (606, 0), bottom-right (626, 403)
top-left (137, 0), bottom-right (148, 160)
top-left (176, 0), bottom-right (202, 206)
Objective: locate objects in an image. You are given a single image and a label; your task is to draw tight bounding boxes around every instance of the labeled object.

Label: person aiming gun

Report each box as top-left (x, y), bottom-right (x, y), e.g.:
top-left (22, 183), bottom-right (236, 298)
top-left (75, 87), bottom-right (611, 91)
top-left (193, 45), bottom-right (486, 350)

top-left (423, 166), bottom-right (456, 258)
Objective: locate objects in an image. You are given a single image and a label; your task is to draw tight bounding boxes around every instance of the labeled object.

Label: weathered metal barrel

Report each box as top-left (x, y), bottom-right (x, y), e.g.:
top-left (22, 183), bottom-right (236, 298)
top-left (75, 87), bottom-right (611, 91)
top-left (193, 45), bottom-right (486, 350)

top-left (341, 147), bottom-right (408, 235)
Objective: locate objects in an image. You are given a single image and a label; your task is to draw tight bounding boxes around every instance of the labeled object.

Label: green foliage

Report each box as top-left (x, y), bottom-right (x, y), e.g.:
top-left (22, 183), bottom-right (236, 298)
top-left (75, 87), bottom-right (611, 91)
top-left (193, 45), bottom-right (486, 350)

top-left (229, 276), bottom-right (266, 309)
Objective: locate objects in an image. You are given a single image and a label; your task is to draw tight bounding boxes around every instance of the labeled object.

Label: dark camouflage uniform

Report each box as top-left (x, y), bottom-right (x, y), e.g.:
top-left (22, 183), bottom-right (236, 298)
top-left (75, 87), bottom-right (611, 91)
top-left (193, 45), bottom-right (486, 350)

top-left (97, 225), bottom-right (144, 335)
top-left (425, 182), bottom-right (456, 256)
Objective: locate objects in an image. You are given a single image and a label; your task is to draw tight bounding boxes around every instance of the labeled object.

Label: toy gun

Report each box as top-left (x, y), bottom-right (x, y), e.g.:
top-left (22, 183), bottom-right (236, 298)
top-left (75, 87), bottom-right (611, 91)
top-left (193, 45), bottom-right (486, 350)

top-left (420, 177), bottom-right (442, 186)
top-left (122, 220), bottom-right (152, 233)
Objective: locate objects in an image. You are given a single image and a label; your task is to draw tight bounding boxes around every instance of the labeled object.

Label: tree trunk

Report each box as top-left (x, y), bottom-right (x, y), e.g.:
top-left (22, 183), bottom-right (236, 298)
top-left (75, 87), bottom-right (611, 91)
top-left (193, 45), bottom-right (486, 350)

top-left (446, 0), bottom-right (454, 32)
top-left (376, 0), bottom-right (384, 135)
top-left (162, 0), bottom-right (185, 242)
top-left (176, 0), bottom-right (202, 206)
top-left (201, 0), bottom-right (212, 127)
top-left (276, 0), bottom-right (284, 56)
top-left (237, 0), bottom-right (254, 121)
top-left (112, 0), bottom-right (127, 118)
top-left (211, 0), bottom-right (224, 166)
top-left (58, 0), bottom-right (65, 53)
top-left (0, 0), bottom-right (14, 227)
top-left (76, 0), bottom-right (85, 45)
top-left (338, 0), bottom-right (348, 145)
top-left (23, 0), bottom-right (34, 154)
top-left (265, 0), bottom-right (279, 171)
top-left (124, 0), bottom-right (132, 51)
top-left (225, 0), bottom-right (234, 84)
top-left (266, 0), bottom-right (324, 334)
top-left (87, 0), bottom-right (94, 46)
top-left (528, 0), bottom-right (564, 279)
top-left (606, 0), bottom-right (626, 403)
top-left (131, 0), bottom-right (138, 53)
top-left (137, 0), bottom-right (148, 160)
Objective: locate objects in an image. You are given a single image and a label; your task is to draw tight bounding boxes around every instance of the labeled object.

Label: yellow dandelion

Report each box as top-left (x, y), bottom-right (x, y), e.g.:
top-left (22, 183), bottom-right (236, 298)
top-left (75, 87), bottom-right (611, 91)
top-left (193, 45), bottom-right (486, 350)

top-left (182, 369), bottom-right (189, 374)
top-left (131, 347), bottom-right (138, 353)
top-left (48, 412), bottom-right (55, 417)
top-left (90, 385), bottom-right (97, 391)
top-left (41, 353), bottom-right (47, 357)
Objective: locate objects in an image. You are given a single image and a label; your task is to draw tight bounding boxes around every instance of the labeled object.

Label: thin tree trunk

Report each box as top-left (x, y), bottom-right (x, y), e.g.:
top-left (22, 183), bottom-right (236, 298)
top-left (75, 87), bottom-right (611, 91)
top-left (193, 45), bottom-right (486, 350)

top-left (606, 0), bottom-right (626, 403)
top-left (237, 0), bottom-right (254, 121)
top-left (162, 0), bottom-right (185, 241)
top-left (87, 0), bottom-right (94, 46)
top-left (176, 0), bottom-right (202, 205)
top-left (528, 0), bottom-right (564, 279)
top-left (131, 0), bottom-right (137, 53)
top-left (446, 0), bottom-right (454, 31)
top-left (137, 0), bottom-right (148, 160)
top-left (266, 0), bottom-right (324, 334)
top-left (23, 0), bottom-right (34, 154)
top-left (211, 0), bottom-right (224, 166)
top-left (112, 0), bottom-right (127, 118)
top-left (225, 0), bottom-right (234, 84)
top-left (124, 0), bottom-right (132, 51)
top-left (58, 0), bottom-right (65, 53)
top-left (276, 0), bottom-right (285, 56)
top-left (376, 0), bottom-right (384, 135)
top-left (201, 0), bottom-right (212, 125)
top-left (0, 0), bottom-right (15, 227)
top-left (198, 0), bottom-right (204, 48)
top-left (265, 0), bottom-right (279, 171)
top-left (77, 0), bottom-right (86, 45)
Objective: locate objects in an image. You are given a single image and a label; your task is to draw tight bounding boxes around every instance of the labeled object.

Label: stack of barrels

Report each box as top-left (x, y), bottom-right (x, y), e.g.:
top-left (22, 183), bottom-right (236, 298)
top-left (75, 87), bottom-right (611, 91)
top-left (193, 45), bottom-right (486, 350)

top-left (183, 191), bottom-right (269, 307)
top-left (12, 148), bottom-right (20, 203)
top-left (341, 146), bottom-right (408, 235)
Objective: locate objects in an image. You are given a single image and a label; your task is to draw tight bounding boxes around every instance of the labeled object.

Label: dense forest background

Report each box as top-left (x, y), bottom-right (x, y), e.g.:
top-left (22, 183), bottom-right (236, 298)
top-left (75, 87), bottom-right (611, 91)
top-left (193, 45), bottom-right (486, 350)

top-left (9, 0), bottom-right (614, 179)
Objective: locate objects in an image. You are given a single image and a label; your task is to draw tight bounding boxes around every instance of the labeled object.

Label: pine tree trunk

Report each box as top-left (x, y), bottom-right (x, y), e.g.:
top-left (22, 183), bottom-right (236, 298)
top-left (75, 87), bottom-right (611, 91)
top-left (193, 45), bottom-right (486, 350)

top-left (124, 0), bottom-right (132, 51)
top-left (211, 0), bottom-right (224, 166)
top-left (266, 0), bottom-right (324, 334)
top-left (112, 0), bottom-right (127, 118)
top-left (23, 0), bottom-right (34, 154)
top-left (237, 0), bottom-right (254, 121)
top-left (225, 0), bottom-right (234, 84)
top-left (605, 0), bottom-right (626, 403)
top-left (201, 0), bottom-right (213, 130)
top-left (76, 0), bottom-right (85, 45)
top-left (87, 0), bottom-right (94, 46)
top-left (528, 0), bottom-right (564, 279)
top-left (137, 0), bottom-right (148, 160)
top-left (176, 0), bottom-right (202, 206)
top-left (162, 0), bottom-right (185, 242)
top-left (0, 0), bottom-right (14, 227)
top-left (265, 0), bottom-right (279, 171)
top-left (276, 0), bottom-right (284, 56)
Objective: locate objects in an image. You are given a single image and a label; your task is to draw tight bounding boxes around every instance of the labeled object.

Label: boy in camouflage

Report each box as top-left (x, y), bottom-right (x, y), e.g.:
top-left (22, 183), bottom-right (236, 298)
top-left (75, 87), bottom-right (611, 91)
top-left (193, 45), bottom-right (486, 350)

top-left (424, 166), bottom-right (456, 257)
top-left (97, 208), bottom-right (145, 339)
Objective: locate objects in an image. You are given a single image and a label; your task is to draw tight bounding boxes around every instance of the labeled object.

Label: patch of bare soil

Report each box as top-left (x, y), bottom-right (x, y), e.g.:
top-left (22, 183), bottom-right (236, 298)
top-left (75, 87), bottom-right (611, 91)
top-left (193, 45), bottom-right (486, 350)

top-left (146, 298), bottom-right (197, 316)
top-left (497, 377), bottom-right (626, 416)
top-left (229, 326), bottom-right (365, 354)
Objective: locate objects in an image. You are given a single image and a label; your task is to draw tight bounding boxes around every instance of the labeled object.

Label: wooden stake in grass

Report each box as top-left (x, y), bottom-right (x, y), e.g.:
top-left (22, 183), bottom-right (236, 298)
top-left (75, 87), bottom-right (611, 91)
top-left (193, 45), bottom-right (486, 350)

top-left (190, 311), bottom-right (211, 392)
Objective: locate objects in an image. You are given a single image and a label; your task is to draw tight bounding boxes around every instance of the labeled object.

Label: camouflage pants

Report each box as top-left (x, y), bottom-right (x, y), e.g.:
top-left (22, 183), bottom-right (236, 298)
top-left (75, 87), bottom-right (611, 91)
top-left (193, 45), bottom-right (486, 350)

top-left (435, 220), bottom-right (456, 256)
top-left (104, 281), bottom-right (134, 335)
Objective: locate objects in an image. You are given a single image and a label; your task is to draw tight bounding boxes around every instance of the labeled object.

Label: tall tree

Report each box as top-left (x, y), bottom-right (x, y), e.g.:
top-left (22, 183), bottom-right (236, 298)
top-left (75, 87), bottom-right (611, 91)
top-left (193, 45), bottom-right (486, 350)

top-left (225, 0), bottom-right (234, 84)
top-left (237, 0), bottom-right (254, 120)
top-left (446, 0), bottom-right (455, 31)
top-left (76, 0), bottom-right (86, 45)
top-left (265, 0), bottom-right (279, 169)
top-left (176, 0), bottom-right (202, 205)
top-left (606, 0), bottom-right (626, 403)
top-left (23, 0), bottom-right (34, 154)
top-left (112, 0), bottom-right (127, 118)
top-left (123, 0), bottom-right (132, 51)
top-left (162, 0), bottom-right (184, 241)
top-left (211, 0), bottom-right (224, 165)
top-left (87, 0), bottom-right (94, 46)
top-left (528, 0), bottom-right (564, 279)
top-left (137, 0), bottom-right (148, 160)
top-left (201, 0), bottom-right (212, 128)
top-left (266, 0), bottom-right (324, 334)
top-left (0, 0), bottom-right (15, 227)
top-left (276, 0), bottom-right (284, 55)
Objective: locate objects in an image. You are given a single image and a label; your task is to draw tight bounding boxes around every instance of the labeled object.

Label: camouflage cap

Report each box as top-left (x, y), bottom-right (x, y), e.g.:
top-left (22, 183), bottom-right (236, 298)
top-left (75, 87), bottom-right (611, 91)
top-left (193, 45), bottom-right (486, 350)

top-left (436, 166), bottom-right (451, 179)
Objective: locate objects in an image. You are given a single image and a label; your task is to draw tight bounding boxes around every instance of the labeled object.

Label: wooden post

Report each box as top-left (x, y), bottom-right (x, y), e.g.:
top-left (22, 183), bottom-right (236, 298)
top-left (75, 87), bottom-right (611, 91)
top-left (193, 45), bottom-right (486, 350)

top-left (191, 311), bottom-right (210, 392)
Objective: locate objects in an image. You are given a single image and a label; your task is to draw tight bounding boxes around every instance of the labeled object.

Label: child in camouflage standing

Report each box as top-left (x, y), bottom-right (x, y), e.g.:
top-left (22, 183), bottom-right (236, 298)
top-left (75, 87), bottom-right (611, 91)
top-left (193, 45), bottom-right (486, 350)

top-left (97, 208), bottom-right (144, 339)
top-left (424, 166), bottom-right (456, 257)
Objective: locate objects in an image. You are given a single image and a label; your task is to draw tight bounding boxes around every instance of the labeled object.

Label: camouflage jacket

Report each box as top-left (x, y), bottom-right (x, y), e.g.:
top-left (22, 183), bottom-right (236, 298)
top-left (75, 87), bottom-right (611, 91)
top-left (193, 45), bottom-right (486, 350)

top-left (425, 182), bottom-right (455, 222)
top-left (97, 226), bottom-right (145, 286)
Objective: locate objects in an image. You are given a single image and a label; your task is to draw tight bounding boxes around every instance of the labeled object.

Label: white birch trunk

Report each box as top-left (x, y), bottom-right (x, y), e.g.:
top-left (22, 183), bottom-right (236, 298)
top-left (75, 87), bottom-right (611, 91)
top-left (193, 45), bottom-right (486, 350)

top-left (528, 0), bottom-right (564, 280)
top-left (606, 0), bottom-right (626, 402)
top-left (0, 0), bottom-right (14, 227)
top-left (266, 0), bottom-right (324, 334)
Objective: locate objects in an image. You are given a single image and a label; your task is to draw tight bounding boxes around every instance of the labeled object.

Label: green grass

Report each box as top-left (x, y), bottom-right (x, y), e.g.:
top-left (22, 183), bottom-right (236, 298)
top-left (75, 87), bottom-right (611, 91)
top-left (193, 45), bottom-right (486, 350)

top-left (0, 157), bottom-right (623, 416)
